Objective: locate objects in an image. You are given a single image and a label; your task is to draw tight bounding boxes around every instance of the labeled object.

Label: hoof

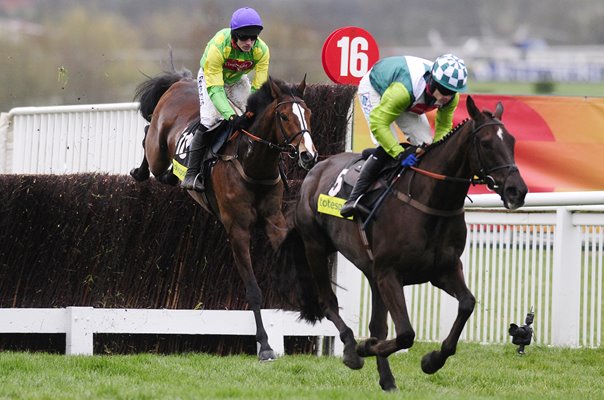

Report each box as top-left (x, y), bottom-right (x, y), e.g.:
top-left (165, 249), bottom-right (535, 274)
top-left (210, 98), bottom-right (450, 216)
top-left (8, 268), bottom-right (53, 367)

top-left (343, 353), bottom-right (364, 370)
top-left (158, 173), bottom-right (179, 186)
top-left (421, 351), bottom-right (445, 374)
top-left (258, 349), bottom-right (277, 362)
top-left (381, 383), bottom-right (398, 392)
top-left (130, 167), bottom-right (149, 182)
top-left (356, 337), bottom-right (378, 358)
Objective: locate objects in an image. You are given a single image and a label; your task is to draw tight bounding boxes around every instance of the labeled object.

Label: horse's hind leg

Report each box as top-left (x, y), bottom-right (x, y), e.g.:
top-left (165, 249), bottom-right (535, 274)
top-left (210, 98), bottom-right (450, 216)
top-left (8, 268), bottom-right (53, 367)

top-left (304, 239), bottom-right (364, 370)
top-left (130, 125), bottom-right (151, 181)
top-left (422, 261), bottom-right (475, 374)
top-left (357, 266), bottom-right (415, 358)
top-left (366, 279), bottom-right (397, 391)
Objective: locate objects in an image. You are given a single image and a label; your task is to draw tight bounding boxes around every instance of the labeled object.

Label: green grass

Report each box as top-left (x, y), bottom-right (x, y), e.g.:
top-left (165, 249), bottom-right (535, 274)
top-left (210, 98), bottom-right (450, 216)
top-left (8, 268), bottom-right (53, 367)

top-left (0, 342), bottom-right (602, 399)
top-left (469, 81), bottom-right (604, 97)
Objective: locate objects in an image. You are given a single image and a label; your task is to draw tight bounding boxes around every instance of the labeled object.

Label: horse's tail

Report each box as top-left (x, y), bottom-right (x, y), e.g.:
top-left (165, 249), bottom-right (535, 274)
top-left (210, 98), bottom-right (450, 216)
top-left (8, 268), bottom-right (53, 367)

top-left (134, 69), bottom-right (193, 122)
top-left (274, 227), bottom-right (325, 323)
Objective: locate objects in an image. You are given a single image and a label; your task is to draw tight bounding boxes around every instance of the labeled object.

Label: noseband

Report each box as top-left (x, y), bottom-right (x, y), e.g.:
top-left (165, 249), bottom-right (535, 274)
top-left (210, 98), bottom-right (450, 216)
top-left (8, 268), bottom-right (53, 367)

top-left (274, 99), bottom-right (311, 158)
top-left (238, 97), bottom-right (310, 159)
top-left (471, 120), bottom-right (519, 190)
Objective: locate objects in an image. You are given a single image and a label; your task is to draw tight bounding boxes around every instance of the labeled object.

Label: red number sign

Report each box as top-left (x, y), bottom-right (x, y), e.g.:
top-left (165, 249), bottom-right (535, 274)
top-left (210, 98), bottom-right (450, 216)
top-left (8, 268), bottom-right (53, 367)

top-left (322, 26), bottom-right (380, 85)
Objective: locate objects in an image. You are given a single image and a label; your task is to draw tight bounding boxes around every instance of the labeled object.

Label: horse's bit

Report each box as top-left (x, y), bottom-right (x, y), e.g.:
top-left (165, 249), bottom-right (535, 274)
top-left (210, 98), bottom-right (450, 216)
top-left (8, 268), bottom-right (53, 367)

top-left (237, 97), bottom-right (310, 160)
top-left (273, 98), bottom-right (311, 159)
top-left (471, 120), bottom-right (519, 191)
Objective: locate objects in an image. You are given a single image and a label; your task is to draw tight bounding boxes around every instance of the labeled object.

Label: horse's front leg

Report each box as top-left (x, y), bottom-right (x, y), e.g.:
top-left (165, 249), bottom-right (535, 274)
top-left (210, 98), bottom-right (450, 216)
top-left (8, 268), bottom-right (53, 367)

top-left (357, 266), bottom-right (415, 358)
top-left (422, 259), bottom-right (475, 374)
top-left (130, 124), bottom-right (150, 181)
top-left (228, 223), bottom-right (276, 361)
top-left (263, 209), bottom-right (287, 252)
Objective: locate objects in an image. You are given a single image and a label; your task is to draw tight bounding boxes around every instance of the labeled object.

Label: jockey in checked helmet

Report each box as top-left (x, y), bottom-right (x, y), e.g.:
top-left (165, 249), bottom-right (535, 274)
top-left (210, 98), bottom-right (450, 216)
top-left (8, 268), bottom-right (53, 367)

top-left (181, 7), bottom-right (270, 192)
top-left (340, 53), bottom-right (468, 218)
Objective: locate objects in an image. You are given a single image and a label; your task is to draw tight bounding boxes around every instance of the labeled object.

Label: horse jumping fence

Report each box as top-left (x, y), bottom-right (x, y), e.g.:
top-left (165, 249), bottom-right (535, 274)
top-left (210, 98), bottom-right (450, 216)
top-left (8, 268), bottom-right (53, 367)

top-left (1, 103), bottom-right (602, 354)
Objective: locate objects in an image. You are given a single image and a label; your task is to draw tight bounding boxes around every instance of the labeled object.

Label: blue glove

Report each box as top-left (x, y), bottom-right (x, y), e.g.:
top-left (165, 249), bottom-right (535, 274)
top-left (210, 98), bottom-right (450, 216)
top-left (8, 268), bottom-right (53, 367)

top-left (401, 153), bottom-right (417, 167)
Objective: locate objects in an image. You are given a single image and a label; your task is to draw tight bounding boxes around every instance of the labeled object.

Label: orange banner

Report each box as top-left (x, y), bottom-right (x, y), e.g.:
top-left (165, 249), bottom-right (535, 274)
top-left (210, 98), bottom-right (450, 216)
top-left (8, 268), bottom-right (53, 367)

top-left (352, 94), bottom-right (604, 193)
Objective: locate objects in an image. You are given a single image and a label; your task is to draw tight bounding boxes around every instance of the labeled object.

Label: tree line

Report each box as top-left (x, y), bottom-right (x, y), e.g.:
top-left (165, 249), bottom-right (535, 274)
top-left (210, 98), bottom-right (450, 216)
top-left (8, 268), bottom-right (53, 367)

top-left (2, 0), bottom-right (603, 112)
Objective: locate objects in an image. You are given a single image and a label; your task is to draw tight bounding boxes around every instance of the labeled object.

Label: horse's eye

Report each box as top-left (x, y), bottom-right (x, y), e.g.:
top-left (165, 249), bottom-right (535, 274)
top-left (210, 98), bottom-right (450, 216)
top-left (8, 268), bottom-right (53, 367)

top-left (280, 113), bottom-right (289, 122)
top-left (479, 138), bottom-right (492, 150)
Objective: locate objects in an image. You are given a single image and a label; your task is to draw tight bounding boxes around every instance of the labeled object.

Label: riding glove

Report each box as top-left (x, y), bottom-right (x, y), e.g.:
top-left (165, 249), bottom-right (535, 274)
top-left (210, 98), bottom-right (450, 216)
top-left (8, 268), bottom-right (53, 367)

top-left (400, 153), bottom-right (417, 167)
top-left (396, 145), bottom-right (419, 167)
top-left (230, 114), bottom-right (251, 132)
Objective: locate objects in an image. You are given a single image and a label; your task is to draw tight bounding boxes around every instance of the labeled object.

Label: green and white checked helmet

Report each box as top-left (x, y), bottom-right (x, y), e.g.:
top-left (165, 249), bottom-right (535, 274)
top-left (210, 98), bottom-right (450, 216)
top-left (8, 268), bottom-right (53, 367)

top-left (431, 54), bottom-right (468, 92)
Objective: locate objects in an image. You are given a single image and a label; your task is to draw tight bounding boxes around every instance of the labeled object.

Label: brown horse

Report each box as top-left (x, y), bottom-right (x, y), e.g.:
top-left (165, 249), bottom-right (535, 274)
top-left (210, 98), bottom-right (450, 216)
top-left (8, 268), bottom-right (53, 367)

top-left (130, 69), bottom-right (317, 361)
top-left (277, 96), bottom-right (527, 389)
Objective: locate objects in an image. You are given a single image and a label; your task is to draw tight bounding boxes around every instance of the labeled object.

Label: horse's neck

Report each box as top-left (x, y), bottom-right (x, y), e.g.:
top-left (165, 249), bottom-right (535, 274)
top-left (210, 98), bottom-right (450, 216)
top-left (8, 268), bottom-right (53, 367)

top-left (424, 123), bottom-right (475, 178)
top-left (406, 123), bottom-right (475, 208)
top-left (237, 116), bottom-right (280, 179)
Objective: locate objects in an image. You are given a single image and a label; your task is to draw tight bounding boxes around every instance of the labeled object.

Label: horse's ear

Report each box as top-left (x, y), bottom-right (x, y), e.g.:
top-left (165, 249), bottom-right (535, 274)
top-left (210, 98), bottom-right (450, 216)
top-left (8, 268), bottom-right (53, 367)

top-left (494, 101), bottom-right (504, 120)
top-left (269, 76), bottom-right (282, 99)
top-left (298, 74), bottom-right (307, 96)
top-left (466, 95), bottom-right (482, 121)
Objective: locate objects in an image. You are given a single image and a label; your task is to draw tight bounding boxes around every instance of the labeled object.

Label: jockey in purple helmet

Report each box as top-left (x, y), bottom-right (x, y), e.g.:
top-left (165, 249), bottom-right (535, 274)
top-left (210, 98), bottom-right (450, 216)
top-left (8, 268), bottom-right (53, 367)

top-left (182, 7), bottom-right (270, 192)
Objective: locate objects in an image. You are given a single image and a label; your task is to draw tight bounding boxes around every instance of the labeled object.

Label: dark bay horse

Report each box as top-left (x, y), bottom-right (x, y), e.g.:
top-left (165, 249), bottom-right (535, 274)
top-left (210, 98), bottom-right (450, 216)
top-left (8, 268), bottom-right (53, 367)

top-left (277, 96), bottom-right (527, 389)
top-left (130, 69), bottom-right (318, 361)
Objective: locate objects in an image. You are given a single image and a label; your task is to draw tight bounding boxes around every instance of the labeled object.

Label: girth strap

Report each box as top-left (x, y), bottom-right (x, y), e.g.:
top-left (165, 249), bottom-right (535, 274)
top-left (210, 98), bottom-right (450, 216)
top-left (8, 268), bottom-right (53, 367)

top-left (356, 220), bottom-right (374, 262)
top-left (229, 158), bottom-right (281, 186)
top-left (393, 190), bottom-right (464, 217)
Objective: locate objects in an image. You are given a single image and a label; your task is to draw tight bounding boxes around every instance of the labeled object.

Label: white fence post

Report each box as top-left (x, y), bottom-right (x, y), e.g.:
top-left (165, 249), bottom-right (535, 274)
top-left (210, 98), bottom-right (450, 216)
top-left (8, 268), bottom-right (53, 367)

top-left (551, 208), bottom-right (582, 346)
top-left (261, 310), bottom-right (285, 357)
top-left (65, 307), bottom-right (94, 355)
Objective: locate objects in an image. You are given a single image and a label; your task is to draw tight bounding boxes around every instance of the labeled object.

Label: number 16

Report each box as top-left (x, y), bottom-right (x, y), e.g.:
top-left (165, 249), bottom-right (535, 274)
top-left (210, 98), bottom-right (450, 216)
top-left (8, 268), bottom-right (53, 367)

top-left (336, 36), bottom-right (369, 78)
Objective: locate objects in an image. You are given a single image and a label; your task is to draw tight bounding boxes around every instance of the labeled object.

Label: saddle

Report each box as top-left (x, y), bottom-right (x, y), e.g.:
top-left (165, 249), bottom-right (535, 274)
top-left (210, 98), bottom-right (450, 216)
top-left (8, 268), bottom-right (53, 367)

top-left (173, 119), bottom-right (231, 183)
top-left (324, 149), bottom-right (401, 220)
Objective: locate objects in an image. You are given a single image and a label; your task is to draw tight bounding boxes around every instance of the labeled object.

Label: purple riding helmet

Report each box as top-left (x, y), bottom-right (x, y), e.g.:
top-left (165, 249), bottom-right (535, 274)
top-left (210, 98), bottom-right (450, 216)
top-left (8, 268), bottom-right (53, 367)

top-left (230, 7), bottom-right (263, 37)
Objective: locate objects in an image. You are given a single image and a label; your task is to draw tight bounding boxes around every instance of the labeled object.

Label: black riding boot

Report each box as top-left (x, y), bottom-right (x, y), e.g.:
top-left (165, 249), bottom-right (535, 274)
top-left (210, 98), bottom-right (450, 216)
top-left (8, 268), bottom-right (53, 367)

top-left (181, 126), bottom-right (209, 192)
top-left (340, 155), bottom-right (385, 218)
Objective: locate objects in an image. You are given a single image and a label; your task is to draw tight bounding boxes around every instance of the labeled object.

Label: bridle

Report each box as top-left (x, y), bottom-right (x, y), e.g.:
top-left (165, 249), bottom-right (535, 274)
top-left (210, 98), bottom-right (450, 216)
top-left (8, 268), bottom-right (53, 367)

top-left (410, 118), bottom-right (519, 190)
top-left (470, 119), bottom-right (519, 190)
top-left (388, 117), bottom-right (519, 218)
top-left (238, 97), bottom-right (310, 159)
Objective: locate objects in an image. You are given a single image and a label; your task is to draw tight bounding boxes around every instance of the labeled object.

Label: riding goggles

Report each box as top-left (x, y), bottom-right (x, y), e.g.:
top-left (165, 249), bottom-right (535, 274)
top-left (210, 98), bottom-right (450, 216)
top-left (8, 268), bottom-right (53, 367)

top-left (237, 34), bottom-right (258, 41)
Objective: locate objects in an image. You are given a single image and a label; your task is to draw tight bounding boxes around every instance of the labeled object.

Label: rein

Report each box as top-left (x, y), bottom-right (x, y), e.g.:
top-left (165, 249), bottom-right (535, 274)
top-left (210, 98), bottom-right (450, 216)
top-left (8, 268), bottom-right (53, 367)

top-left (391, 118), bottom-right (518, 217)
top-left (232, 98), bottom-right (309, 158)
top-left (410, 119), bottom-right (517, 186)
top-left (223, 96), bottom-right (309, 186)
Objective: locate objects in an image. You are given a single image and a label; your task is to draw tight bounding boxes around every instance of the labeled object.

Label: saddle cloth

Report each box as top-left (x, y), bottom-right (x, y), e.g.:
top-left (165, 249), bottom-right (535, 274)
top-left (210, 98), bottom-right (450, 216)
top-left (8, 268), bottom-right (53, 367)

top-left (172, 119), bottom-right (231, 181)
top-left (319, 151), bottom-right (391, 220)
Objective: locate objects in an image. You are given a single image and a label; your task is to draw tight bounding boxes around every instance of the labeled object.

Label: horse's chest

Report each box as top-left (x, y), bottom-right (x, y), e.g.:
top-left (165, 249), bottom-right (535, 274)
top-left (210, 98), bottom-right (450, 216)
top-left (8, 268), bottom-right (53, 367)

top-left (393, 228), bottom-right (465, 279)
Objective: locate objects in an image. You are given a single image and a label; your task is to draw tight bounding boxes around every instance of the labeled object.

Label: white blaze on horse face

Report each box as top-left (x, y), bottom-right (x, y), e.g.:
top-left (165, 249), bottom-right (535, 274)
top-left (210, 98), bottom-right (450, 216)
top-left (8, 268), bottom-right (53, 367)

top-left (292, 102), bottom-right (317, 157)
top-left (497, 127), bottom-right (504, 141)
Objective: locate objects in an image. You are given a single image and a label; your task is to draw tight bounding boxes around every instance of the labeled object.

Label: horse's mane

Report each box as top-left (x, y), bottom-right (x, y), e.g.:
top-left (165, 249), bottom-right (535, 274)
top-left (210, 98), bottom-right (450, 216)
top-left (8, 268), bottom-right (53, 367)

top-left (422, 118), bottom-right (470, 154)
top-left (424, 106), bottom-right (499, 154)
top-left (246, 77), bottom-right (303, 116)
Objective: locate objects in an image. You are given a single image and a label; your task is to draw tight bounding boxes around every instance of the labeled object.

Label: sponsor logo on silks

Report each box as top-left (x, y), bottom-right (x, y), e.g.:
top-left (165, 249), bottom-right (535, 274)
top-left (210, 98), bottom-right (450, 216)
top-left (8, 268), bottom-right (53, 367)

top-left (224, 59), bottom-right (254, 72)
top-left (317, 193), bottom-right (353, 220)
top-left (172, 159), bottom-right (186, 181)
